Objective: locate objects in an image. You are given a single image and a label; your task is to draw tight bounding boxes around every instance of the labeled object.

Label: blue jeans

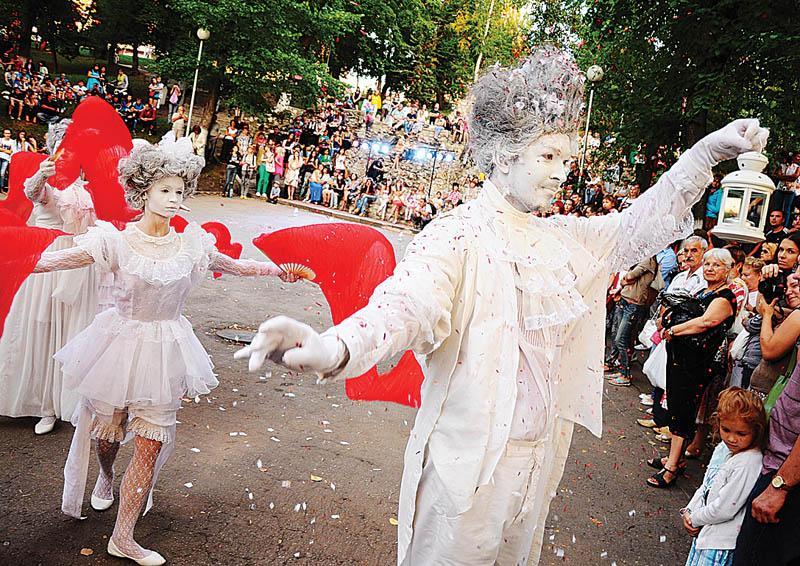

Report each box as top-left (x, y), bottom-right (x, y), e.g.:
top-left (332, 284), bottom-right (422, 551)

top-left (224, 166), bottom-right (237, 197)
top-left (0, 159), bottom-right (9, 189)
top-left (608, 298), bottom-right (647, 377)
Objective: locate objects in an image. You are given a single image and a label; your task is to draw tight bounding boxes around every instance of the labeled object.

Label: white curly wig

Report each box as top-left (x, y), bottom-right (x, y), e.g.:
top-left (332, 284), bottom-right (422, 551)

top-left (118, 140), bottom-right (205, 209)
top-left (46, 119), bottom-right (72, 155)
top-left (468, 46), bottom-right (585, 174)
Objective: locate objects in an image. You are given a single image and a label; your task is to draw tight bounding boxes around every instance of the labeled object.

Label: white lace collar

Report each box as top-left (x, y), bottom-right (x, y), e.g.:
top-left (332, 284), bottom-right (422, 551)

top-left (480, 180), bottom-right (589, 331)
top-left (118, 222), bottom-right (210, 286)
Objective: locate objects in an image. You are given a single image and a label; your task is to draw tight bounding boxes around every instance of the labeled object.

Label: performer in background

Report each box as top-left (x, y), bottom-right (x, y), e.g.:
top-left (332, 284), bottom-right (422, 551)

top-left (31, 138), bottom-right (295, 566)
top-left (0, 120), bottom-right (108, 435)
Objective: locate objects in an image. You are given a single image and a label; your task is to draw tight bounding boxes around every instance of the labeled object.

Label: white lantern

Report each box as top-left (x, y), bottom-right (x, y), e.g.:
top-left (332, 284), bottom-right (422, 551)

top-left (712, 152), bottom-right (775, 244)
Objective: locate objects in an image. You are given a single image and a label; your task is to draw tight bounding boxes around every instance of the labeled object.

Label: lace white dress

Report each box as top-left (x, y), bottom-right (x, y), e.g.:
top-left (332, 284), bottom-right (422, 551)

top-left (0, 177), bottom-right (105, 421)
top-left (32, 219), bottom-right (283, 517)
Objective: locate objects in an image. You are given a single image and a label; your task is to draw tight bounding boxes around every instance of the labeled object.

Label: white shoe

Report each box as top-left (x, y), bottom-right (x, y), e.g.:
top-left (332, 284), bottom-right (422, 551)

top-left (91, 492), bottom-right (114, 511)
top-left (107, 538), bottom-right (166, 565)
top-left (34, 416), bottom-right (56, 435)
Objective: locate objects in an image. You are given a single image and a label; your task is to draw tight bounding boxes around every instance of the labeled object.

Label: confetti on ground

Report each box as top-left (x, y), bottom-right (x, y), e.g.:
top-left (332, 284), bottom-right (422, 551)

top-left (80, 548), bottom-right (93, 556)
top-left (628, 509), bottom-right (636, 517)
top-left (269, 502), bottom-right (275, 509)
top-left (331, 514), bottom-right (340, 519)
top-left (270, 437), bottom-right (281, 442)
top-left (184, 482), bottom-right (193, 488)
top-left (284, 393), bottom-right (296, 398)
top-left (659, 535), bottom-right (666, 543)
top-left (256, 459), bottom-right (264, 469)
top-left (600, 551), bottom-right (608, 558)
top-left (555, 547), bottom-right (565, 558)
top-left (281, 480), bottom-right (291, 488)
top-left (294, 552), bottom-right (301, 558)
top-left (331, 483), bottom-right (336, 491)
top-left (339, 441), bottom-right (350, 446)
top-left (190, 447), bottom-right (200, 453)
top-left (294, 503), bottom-right (301, 512)
top-left (310, 474), bottom-right (323, 482)
top-left (389, 518), bottom-right (398, 526)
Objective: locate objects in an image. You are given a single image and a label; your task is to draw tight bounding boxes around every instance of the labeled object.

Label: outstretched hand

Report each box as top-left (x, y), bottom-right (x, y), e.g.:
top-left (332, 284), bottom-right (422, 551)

top-left (233, 316), bottom-right (345, 379)
top-left (701, 119), bottom-right (769, 164)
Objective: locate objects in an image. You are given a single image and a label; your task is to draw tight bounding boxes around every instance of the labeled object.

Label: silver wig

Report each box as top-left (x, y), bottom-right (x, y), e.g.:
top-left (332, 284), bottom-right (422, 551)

top-left (467, 46), bottom-right (585, 174)
top-left (118, 140), bottom-right (205, 209)
top-left (46, 119), bottom-right (73, 155)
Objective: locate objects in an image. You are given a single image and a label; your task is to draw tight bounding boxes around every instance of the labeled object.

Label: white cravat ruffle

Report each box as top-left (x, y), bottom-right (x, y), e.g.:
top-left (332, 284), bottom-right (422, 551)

top-left (482, 180), bottom-right (589, 331)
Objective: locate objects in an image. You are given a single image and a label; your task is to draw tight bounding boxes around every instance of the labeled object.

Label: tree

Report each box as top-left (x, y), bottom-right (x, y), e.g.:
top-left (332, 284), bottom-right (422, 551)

top-left (0, 0), bottom-right (86, 64)
top-left (155, 0), bottom-right (363, 130)
top-left (572, 0), bottom-right (800, 177)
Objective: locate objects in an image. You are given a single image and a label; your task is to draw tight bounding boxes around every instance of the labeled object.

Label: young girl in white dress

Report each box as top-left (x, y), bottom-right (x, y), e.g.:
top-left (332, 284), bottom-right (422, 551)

top-left (33, 138), bottom-right (294, 565)
top-left (0, 120), bottom-right (108, 435)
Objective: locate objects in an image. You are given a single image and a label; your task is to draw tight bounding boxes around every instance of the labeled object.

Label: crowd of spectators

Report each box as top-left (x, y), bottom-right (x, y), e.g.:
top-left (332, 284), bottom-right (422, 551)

top-left (215, 92), bottom-right (477, 230)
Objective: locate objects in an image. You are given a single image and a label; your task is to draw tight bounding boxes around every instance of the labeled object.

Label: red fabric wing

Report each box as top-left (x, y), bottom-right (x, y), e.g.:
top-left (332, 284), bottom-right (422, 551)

top-left (201, 221), bottom-right (243, 279)
top-left (0, 223), bottom-right (65, 338)
top-left (0, 152), bottom-right (46, 222)
top-left (253, 223), bottom-right (423, 407)
top-left (57, 96), bottom-right (138, 224)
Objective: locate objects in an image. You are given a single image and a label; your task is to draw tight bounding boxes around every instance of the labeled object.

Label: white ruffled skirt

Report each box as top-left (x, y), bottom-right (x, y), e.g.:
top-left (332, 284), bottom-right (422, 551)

top-left (54, 308), bottom-right (218, 409)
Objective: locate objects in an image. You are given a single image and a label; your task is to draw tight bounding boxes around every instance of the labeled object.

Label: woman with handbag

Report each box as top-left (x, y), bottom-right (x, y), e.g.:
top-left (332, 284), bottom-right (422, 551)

top-left (647, 248), bottom-right (738, 488)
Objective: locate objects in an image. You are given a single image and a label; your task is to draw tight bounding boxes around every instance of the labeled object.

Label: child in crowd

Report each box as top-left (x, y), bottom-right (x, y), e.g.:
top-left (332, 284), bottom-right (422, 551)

top-left (681, 387), bottom-right (766, 566)
top-left (224, 145), bottom-right (241, 198)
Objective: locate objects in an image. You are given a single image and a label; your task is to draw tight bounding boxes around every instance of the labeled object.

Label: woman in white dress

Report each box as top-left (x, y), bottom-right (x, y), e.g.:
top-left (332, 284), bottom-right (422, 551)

top-left (0, 120), bottom-right (106, 435)
top-left (32, 138), bottom-right (294, 565)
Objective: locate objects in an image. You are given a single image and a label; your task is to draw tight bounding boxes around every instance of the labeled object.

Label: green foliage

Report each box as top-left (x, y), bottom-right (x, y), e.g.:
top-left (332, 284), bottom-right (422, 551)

top-left (572, 0), bottom-right (800, 156)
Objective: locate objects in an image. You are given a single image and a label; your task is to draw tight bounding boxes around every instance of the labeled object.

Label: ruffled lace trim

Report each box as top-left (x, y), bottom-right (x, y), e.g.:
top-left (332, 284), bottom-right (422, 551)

top-left (480, 181), bottom-right (590, 331)
top-left (90, 419), bottom-right (125, 443)
top-left (128, 417), bottom-right (174, 444)
top-left (118, 222), bottom-right (213, 286)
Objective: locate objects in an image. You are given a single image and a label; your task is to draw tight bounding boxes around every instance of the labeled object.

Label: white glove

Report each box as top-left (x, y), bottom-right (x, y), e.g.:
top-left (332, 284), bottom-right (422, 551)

top-left (233, 316), bottom-right (347, 380)
top-left (696, 118), bottom-right (769, 166)
top-left (38, 156), bottom-right (56, 179)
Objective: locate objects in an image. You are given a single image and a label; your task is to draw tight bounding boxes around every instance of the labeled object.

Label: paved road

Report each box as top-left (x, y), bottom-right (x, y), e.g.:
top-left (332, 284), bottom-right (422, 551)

top-left (0, 196), bottom-right (701, 565)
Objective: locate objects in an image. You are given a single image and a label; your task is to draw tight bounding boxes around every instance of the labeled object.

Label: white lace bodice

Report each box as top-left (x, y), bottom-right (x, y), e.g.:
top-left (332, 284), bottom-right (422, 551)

top-left (24, 172), bottom-right (97, 233)
top-left (35, 221), bottom-right (283, 322)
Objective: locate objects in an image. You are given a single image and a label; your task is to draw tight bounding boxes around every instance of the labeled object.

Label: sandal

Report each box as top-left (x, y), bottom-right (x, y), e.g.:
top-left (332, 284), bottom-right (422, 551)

top-left (609, 376), bottom-right (631, 387)
top-left (646, 465), bottom-right (679, 489)
top-left (646, 458), bottom-right (687, 474)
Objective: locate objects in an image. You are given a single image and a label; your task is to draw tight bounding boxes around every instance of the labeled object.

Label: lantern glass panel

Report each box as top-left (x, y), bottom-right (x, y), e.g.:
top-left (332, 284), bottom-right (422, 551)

top-left (746, 193), bottom-right (766, 228)
top-left (722, 188), bottom-right (746, 224)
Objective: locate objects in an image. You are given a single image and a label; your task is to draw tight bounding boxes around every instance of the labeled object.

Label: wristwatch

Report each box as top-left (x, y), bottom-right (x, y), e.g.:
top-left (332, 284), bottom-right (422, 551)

top-left (771, 475), bottom-right (792, 491)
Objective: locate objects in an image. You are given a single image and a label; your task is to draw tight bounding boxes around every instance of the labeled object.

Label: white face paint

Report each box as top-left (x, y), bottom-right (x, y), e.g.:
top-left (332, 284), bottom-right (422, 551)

top-left (144, 175), bottom-right (185, 219)
top-left (492, 132), bottom-right (575, 213)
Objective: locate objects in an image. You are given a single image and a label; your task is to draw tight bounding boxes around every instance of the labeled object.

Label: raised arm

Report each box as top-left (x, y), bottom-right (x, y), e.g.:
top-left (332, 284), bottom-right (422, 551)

top-left (23, 156), bottom-right (57, 205)
top-left (552, 120), bottom-right (769, 273)
top-left (208, 251), bottom-right (294, 281)
top-left (33, 245), bottom-right (95, 273)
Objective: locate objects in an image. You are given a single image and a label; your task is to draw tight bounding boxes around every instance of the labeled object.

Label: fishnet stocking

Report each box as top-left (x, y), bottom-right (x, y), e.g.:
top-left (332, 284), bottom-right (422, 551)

top-left (93, 439), bottom-right (120, 501)
top-left (111, 436), bottom-right (162, 559)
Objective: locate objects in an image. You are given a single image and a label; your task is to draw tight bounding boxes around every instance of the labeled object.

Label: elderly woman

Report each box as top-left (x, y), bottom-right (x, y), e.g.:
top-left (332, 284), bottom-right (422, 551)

top-left (235, 45), bottom-right (767, 565)
top-left (30, 139), bottom-right (294, 565)
top-left (648, 248), bottom-right (738, 488)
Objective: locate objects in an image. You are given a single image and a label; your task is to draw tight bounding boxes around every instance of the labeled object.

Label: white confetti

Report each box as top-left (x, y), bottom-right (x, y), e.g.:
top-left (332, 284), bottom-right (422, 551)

top-left (294, 503), bottom-right (301, 512)
top-left (269, 502), bottom-right (275, 509)
top-left (330, 483), bottom-right (336, 491)
top-left (271, 437), bottom-right (281, 442)
top-left (555, 547), bottom-right (564, 558)
top-left (659, 535), bottom-right (666, 543)
top-left (284, 393), bottom-right (296, 398)
top-left (190, 447), bottom-right (200, 453)
top-left (628, 509), bottom-right (636, 517)
top-left (267, 428), bottom-right (275, 432)
top-left (256, 459), bottom-right (263, 469)
top-left (281, 480), bottom-right (291, 488)
top-left (331, 514), bottom-right (340, 519)
top-left (339, 441), bottom-right (350, 446)
top-left (184, 482), bottom-right (193, 488)
top-left (600, 551), bottom-right (608, 558)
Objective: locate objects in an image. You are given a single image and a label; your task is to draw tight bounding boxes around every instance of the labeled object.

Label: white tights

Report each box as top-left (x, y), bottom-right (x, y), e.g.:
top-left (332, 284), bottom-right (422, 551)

top-left (99, 435), bottom-right (162, 559)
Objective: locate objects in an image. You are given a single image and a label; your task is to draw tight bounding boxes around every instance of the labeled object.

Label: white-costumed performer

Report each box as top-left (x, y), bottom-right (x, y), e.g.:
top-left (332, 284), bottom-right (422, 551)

top-left (31, 138), bottom-right (295, 566)
top-left (235, 47), bottom-right (769, 565)
top-left (0, 119), bottom-right (110, 435)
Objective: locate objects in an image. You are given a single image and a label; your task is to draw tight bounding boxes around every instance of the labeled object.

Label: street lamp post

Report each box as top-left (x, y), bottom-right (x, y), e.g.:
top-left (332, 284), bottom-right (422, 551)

top-left (578, 64), bottom-right (603, 199)
top-left (186, 28), bottom-right (210, 132)
top-left (428, 149), bottom-right (439, 198)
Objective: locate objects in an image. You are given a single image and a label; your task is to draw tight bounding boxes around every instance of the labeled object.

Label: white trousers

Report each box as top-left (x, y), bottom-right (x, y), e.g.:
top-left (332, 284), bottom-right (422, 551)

top-left (404, 439), bottom-right (546, 565)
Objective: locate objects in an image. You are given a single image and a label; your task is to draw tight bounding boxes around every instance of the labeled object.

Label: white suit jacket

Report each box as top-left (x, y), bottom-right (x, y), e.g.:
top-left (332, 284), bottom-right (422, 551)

top-left (324, 147), bottom-right (712, 563)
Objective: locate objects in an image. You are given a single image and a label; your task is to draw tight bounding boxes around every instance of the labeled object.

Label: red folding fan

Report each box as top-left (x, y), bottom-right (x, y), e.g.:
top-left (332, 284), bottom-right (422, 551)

top-left (0, 152), bottom-right (47, 222)
top-left (0, 218), bottom-right (65, 338)
top-left (201, 221), bottom-right (243, 278)
top-left (253, 223), bottom-right (423, 407)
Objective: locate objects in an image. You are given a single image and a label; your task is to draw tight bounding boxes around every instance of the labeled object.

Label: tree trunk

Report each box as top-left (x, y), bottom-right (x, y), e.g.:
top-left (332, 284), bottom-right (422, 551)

top-left (201, 77), bottom-right (222, 131)
top-left (19, 0), bottom-right (39, 59)
top-left (684, 108), bottom-right (708, 148)
top-left (106, 43), bottom-right (116, 74)
top-left (131, 43), bottom-right (140, 74)
top-left (50, 44), bottom-right (59, 74)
